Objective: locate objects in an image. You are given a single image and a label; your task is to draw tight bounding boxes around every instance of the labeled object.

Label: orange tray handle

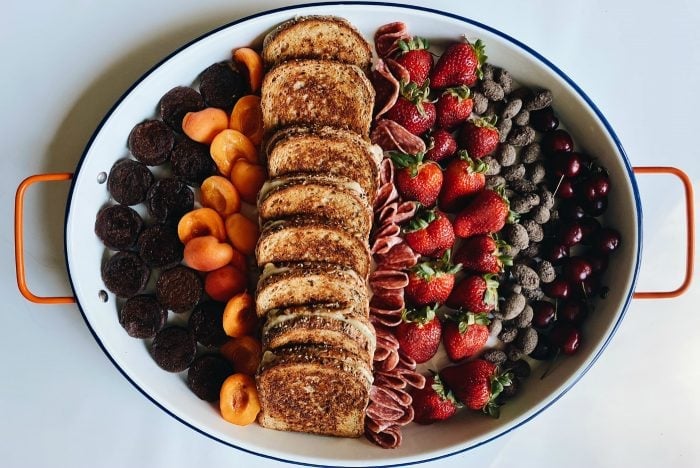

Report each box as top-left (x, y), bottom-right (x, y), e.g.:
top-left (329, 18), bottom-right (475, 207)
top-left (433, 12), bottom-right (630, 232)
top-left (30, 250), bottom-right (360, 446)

top-left (15, 173), bottom-right (76, 304)
top-left (633, 166), bottom-right (695, 299)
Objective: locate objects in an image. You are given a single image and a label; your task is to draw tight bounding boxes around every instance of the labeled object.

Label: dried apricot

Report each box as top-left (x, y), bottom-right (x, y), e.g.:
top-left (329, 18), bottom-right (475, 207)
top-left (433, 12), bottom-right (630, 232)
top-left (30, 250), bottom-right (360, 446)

top-left (233, 48), bottom-right (263, 93)
top-left (220, 336), bottom-right (262, 376)
top-left (182, 107), bottom-right (229, 144)
top-left (224, 213), bottom-right (259, 256)
top-left (230, 159), bottom-right (266, 204)
top-left (210, 129), bottom-right (258, 177)
top-left (177, 207), bottom-right (226, 244)
top-left (200, 176), bottom-right (241, 217)
top-left (204, 265), bottom-right (247, 302)
top-left (229, 95), bottom-right (263, 145)
top-left (219, 373), bottom-right (260, 426)
top-left (230, 247), bottom-right (247, 272)
top-left (222, 292), bottom-right (257, 337)
top-left (183, 235), bottom-right (234, 272)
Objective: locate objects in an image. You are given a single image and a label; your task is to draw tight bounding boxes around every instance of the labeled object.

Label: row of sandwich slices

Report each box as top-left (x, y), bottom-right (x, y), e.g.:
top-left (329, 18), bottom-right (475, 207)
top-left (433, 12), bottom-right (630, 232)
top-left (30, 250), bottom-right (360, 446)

top-left (253, 16), bottom-right (381, 438)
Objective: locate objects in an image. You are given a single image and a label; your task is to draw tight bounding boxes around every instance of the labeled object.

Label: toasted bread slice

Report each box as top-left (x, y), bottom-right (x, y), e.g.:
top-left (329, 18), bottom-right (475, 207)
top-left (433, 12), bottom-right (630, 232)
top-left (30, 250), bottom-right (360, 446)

top-left (256, 345), bottom-right (372, 437)
top-left (255, 262), bottom-right (369, 318)
top-left (264, 126), bottom-right (380, 203)
top-left (262, 16), bottom-right (372, 71)
top-left (261, 60), bottom-right (375, 137)
top-left (258, 174), bottom-right (372, 239)
top-left (263, 305), bottom-right (376, 364)
top-left (256, 217), bottom-right (371, 278)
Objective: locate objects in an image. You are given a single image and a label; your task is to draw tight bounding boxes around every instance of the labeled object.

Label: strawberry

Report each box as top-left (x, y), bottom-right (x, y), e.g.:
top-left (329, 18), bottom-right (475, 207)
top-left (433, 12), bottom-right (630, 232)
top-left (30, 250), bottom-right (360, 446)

top-left (446, 273), bottom-right (499, 313)
top-left (411, 373), bottom-right (460, 424)
top-left (459, 117), bottom-right (500, 159)
top-left (405, 250), bottom-right (462, 306)
top-left (439, 359), bottom-right (513, 417)
top-left (395, 304), bottom-right (442, 363)
top-left (453, 188), bottom-right (513, 238)
top-left (453, 234), bottom-right (513, 274)
top-left (438, 150), bottom-right (487, 212)
top-left (394, 37), bottom-right (434, 85)
top-left (430, 38), bottom-right (487, 89)
top-left (442, 311), bottom-right (491, 362)
top-left (436, 86), bottom-right (474, 130)
top-left (385, 81), bottom-right (436, 136)
top-left (403, 207), bottom-right (455, 257)
top-left (425, 128), bottom-right (457, 162)
top-left (391, 151), bottom-right (443, 207)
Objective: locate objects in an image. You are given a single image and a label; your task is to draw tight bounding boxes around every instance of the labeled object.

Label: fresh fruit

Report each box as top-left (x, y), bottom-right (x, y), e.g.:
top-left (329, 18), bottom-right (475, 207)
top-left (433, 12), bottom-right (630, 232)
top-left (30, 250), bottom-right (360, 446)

top-left (458, 117), bottom-right (500, 159)
top-left (405, 250), bottom-right (462, 306)
top-left (219, 373), bottom-right (261, 425)
top-left (453, 234), bottom-right (512, 274)
top-left (384, 81), bottom-right (436, 136)
top-left (395, 304), bottom-right (443, 363)
top-left (436, 86), bottom-right (474, 130)
top-left (394, 37), bottom-right (434, 85)
top-left (411, 374), bottom-right (460, 424)
top-left (425, 128), bottom-right (457, 162)
top-left (200, 175), bottom-right (241, 217)
top-left (229, 95), bottom-right (263, 145)
top-left (183, 235), bottom-right (234, 272)
top-left (579, 171), bottom-right (610, 201)
top-left (224, 213), bottom-right (259, 256)
top-left (551, 152), bottom-right (583, 178)
top-left (542, 242), bottom-right (570, 265)
top-left (222, 292), bottom-right (258, 337)
top-left (220, 336), bottom-right (262, 376)
top-left (232, 47), bottom-right (263, 93)
top-left (558, 299), bottom-right (589, 325)
top-left (446, 273), bottom-right (499, 313)
top-left (229, 159), bottom-right (266, 204)
top-left (442, 311), bottom-right (491, 362)
top-left (439, 359), bottom-right (512, 417)
top-left (182, 107), bottom-right (229, 144)
top-left (559, 222), bottom-right (583, 247)
top-left (391, 151), bottom-right (444, 207)
top-left (438, 151), bottom-right (487, 212)
top-left (549, 322), bottom-right (581, 355)
top-left (204, 264), bottom-right (247, 302)
top-left (210, 129), bottom-right (258, 177)
top-left (531, 301), bottom-right (556, 329)
top-left (453, 188), bottom-right (512, 238)
top-left (177, 207), bottom-right (227, 244)
top-left (529, 106), bottom-right (559, 132)
top-left (563, 257), bottom-right (593, 283)
top-left (430, 38), bottom-right (486, 89)
top-left (541, 129), bottom-right (573, 155)
top-left (595, 228), bottom-right (621, 253)
top-left (542, 277), bottom-right (570, 299)
top-left (403, 208), bottom-right (455, 257)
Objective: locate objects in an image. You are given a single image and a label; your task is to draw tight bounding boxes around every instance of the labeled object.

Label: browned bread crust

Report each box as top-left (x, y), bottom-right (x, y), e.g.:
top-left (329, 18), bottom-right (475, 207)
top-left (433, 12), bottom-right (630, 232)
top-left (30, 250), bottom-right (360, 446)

top-left (261, 59), bottom-right (375, 137)
top-left (262, 15), bottom-right (373, 71)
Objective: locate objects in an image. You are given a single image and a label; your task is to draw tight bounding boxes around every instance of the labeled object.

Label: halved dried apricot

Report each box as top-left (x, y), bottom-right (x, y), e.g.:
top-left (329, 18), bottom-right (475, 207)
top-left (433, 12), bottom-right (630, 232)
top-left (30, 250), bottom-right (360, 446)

top-left (230, 159), bottom-right (266, 205)
top-left (222, 292), bottom-right (257, 337)
top-left (229, 95), bottom-right (263, 145)
top-left (183, 235), bottom-right (234, 272)
top-left (200, 175), bottom-right (241, 217)
top-left (229, 248), bottom-right (247, 272)
top-left (210, 129), bottom-right (258, 177)
top-left (220, 336), bottom-right (262, 376)
top-left (205, 264), bottom-right (247, 302)
top-left (182, 107), bottom-right (229, 144)
top-left (177, 207), bottom-right (226, 244)
top-left (219, 373), bottom-right (260, 426)
top-left (224, 213), bottom-right (259, 256)
top-left (233, 48), bottom-right (263, 93)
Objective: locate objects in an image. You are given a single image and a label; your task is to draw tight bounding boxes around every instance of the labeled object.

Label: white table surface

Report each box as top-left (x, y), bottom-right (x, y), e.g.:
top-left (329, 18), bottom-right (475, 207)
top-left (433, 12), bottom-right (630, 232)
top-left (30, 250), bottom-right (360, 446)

top-left (3, 0), bottom-right (699, 466)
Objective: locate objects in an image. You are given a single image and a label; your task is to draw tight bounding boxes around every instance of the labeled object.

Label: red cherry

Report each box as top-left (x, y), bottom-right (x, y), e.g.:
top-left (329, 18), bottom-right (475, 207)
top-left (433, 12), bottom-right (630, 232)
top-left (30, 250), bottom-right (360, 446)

top-left (549, 322), bottom-right (581, 355)
top-left (559, 199), bottom-right (586, 220)
top-left (552, 152), bottom-right (582, 178)
top-left (596, 228), bottom-right (621, 253)
top-left (559, 299), bottom-right (589, 325)
top-left (585, 253), bottom-right (609, 273)
top-left (556, 178), bottom-right (576, 199)
top-left (543, 278), bottom-right (569, 299)
top-left (581, 173), bottom-right (610, 200)
top-left (532, 301), bottom-right (556, 329)
top-left (543, 243), bottom-right (570, 265)
top-left (559, 223), bottom-right (583, 247)
top-left (563, 257), bottom-right (593, 283)
top-left (541, 129), bottom-right (573, 155)
top-left (530, 107), bottom-right (559, 132)
top-left (583, 196), bottom-right (608, 216)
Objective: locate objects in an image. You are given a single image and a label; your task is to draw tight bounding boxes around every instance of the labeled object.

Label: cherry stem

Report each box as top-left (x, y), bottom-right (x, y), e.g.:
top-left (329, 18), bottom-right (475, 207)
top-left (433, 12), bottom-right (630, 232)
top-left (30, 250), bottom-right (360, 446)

top-left (540, 348), bottom-right (562, 380)
top-left (552, 174), bottom-right (565, 198)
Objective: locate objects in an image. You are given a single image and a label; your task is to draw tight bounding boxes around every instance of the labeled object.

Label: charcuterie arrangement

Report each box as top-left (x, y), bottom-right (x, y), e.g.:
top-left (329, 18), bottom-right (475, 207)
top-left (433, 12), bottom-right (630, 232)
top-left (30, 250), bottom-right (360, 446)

top-left (94, 15), bottom-right (620, 448)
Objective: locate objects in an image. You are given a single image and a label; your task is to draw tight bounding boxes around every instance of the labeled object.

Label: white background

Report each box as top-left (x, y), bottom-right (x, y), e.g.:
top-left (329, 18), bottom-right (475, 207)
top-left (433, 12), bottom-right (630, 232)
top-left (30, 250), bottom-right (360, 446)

top-left (2, 0), bottom-right (699, 467)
